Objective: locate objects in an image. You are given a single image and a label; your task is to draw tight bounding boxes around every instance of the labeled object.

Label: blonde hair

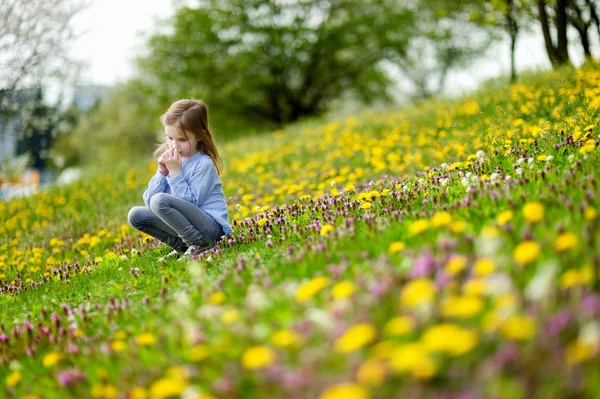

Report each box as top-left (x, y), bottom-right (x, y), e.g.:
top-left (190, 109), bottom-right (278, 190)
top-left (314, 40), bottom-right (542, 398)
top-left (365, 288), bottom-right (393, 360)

top-left (153, 99), bottom-right (223, 174)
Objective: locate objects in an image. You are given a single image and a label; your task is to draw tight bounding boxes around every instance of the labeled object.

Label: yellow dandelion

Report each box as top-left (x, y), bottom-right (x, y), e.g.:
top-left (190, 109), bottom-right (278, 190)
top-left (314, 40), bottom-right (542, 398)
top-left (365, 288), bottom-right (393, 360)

top-left (522, 202), bottom-right (544, 223)
top-left (555, 233), bottom-right (578, 252)
top-left (241, 346), bottom-right (276, 370)
top-left (332, 281), bottom-right (356, 300)
top-left (335, 323), bottom-right (377, 353)
top-left (513, 241), bottom-right (541, 265)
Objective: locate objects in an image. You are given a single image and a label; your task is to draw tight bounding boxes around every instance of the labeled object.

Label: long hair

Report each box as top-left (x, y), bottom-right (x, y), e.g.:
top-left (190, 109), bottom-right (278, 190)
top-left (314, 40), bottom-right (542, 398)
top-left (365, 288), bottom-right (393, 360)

top-left (153, 99), bottom-right (224, 174)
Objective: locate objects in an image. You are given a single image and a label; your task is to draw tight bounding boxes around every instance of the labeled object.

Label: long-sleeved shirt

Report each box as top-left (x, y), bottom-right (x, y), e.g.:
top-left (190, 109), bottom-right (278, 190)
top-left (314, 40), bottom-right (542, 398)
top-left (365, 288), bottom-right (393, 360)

top-left (142, 151), bottom-right (232, 236)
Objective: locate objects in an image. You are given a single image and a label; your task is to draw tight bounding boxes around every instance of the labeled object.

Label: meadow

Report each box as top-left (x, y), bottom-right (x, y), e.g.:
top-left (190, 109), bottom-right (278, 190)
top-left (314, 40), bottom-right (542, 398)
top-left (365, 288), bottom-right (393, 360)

top-left (0, 62), bottom-right (599, 399)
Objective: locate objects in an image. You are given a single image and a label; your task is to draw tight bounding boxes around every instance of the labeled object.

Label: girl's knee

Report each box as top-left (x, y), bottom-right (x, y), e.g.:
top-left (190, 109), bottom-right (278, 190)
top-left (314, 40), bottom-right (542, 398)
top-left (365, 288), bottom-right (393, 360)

top-left (127, 207), bottom-right (145, 228)
top-left (149, 193), bottom-right (170, 214)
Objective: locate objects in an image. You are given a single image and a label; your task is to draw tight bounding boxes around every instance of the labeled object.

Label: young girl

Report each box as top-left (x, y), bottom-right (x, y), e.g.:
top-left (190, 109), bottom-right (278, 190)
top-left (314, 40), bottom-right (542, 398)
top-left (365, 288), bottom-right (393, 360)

top-left (127, 99), bottom-right (232, 262)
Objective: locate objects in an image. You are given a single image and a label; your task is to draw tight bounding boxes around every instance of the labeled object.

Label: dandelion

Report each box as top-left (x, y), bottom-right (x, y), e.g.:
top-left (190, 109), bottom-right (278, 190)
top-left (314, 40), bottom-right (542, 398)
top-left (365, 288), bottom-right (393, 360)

top-left (209, 291), bottom-right (226, 304)
top-left (473, 258), bottom-right (496, 276)
top-left (6, 370), bottom-right (22, 387)
top-left (320, 224), bottom-right (335, 236)
top-left (555, 233), bottom-right (578, 252)
top-left (257, 218), bottom-right (268, 227)
top-left (344, 184), bottom-right (355, 192)
top-left (584, 206), bottom-right (597, 221)
top-left (421, 323), bottom-right (478, 356)
top-left (389, 343), bottom-right (437, 379)
top-left (356, 360), bottom-right (387, 386)
top-left (335, 324), bottom-right (377, 353)
top-left (440, 295), bottom-right (484, 318)
top-left (241, 346), bottom-right (276, 370)
top-left (135, 333), bottom-right (157, 347)
top-left (400, 279), bottom-right (436, 309)
top-left (388, 242), bottom-right (405, 254)
top-left (361, 202), bottom-right (372, 209)
top-left (271, 329), bottom-right (300, 348)
top-left (42, 352), bottom-right (62, 368)
top-left (445, 255), bottom-right (467, 276)
top-left (384, 316), bottom-right (415, 336)
top-left (318, 383), bottom-right (370, 399)
top-left (409, 219), bottom-right (429, 235)
top-left (149, 377), bottom-right (187, 399)
top-left (565, 339), bottom-right (598, 365)
top-left (296, 276), bottom-right (329, 303)
top-left (522, 202), bottom-right (544, 223)
top-left (331, 281), bottom-right (356, 300)
top-left (431, 212), bottom-right (452, 227)
top-left (513, 241), bottom-right (541, 265)
top-left (501, 315), bottom-right (536, 341)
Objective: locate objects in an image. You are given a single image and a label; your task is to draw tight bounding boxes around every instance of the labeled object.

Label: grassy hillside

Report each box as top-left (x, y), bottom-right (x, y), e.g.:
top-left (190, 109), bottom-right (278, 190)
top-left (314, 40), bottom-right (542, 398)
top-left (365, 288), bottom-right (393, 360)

top-left (0, 61), bottom-right (599, 398)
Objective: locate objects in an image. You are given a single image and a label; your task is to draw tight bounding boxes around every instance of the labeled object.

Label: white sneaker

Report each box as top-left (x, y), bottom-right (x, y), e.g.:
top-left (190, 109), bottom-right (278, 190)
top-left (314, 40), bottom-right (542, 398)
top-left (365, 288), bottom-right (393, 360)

top-left (177, 245), bottom-right (207, 262)
top-left (158, 249), bottom-right (182, 263)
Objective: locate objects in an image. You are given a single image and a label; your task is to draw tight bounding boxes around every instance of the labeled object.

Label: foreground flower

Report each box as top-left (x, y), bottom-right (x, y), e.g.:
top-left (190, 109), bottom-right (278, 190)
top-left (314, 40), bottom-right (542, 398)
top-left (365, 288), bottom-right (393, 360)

top-left (43, 351), bottom-right (62, 368)
top-left (400, 279), bottom-right (436, 309)
top-left (296, 276), bottom-right (329, 302)
top-left (135, 332), bottom-right (157, 346)
top-left (332, 281), bottom-right (356, 300)
top-left (421, 323), bottom-right (478, 356)
top-left (241, 346), bottom-right (276, 370)
top-left (335, 323), bottom-right (377, 353)
top-left (320, 224), bottom-right (335, 236)
top-left (271, 329), bottom-right (300, 348)
top-left (318, 382), bottom-right (370, 399)
top-left (513, 241), bottom-right (541, 265)
top-left (389, 343), bottom-right (437, 379)
top-left (522, 202), bottom-right (544, 223)
top-left (501, 315), bottom-right (537, 341)
top-left (555, 233), bottom-right (578, 252)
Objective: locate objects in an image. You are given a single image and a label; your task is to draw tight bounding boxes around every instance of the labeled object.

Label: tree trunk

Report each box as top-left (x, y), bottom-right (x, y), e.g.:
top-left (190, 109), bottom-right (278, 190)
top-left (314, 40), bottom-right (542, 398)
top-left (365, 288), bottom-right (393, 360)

top-left (555, 0), bottom-right (570, 64)
top-left (537, 0), bottom-right (570, 67)
top-left (505, 0), bottom-right (519, 83)
top-left (586, 0), bottom-right (600, 39)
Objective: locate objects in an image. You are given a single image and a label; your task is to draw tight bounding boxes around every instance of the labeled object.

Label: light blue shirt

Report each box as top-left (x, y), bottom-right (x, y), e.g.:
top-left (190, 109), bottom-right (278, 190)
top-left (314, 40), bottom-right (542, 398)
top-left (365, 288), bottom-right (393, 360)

top-left (143, 151), bottom-right (232, 236)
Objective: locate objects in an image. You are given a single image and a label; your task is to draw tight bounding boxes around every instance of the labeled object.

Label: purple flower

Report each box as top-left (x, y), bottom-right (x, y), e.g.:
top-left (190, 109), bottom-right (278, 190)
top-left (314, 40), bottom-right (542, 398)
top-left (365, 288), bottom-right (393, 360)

top-left (544, 311), bottom-right (571, 336)
top-left (57, 368), bottom-right (86, 386)
top-left (410, 251), bottom-right (435, 278)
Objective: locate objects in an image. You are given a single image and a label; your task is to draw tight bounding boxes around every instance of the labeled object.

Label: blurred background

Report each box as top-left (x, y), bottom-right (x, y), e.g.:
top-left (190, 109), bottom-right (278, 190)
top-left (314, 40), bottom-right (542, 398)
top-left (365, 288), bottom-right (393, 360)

top-left (0, 0), bottom-right (597, 200)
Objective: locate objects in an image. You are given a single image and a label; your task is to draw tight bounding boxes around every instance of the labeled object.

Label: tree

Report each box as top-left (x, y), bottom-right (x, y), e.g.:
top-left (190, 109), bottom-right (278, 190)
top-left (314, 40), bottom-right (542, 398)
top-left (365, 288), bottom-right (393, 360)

top-left (537, 0), bottom-right (571, 67)
top-left (137, 0), bottom-right (417, 127)
top-left (566, 0), bottom-right (597, 58)
top-left (0, 0), bottom-right (89, 134)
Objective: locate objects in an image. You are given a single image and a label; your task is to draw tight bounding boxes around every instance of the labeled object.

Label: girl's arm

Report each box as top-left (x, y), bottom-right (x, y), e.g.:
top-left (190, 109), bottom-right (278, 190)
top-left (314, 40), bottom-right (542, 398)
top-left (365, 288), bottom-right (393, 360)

top-left (143, 169), bottom-right (169, 207)
top-left (166, 162), bottom-right (216, 206)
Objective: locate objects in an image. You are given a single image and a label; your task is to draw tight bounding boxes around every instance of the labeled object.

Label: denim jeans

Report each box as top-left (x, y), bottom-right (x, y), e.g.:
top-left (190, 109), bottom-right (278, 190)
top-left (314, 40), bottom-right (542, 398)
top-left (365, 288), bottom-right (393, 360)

top-left (128, 193), bottom-right (224, 252)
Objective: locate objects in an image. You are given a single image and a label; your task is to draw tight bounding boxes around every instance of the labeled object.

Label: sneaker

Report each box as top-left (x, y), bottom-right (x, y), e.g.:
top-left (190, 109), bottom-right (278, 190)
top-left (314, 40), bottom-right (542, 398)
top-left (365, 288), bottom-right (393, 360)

top-left (158, 249), bottom-right (182, 263)
top-left (177, 245), bottom-right (207, 262)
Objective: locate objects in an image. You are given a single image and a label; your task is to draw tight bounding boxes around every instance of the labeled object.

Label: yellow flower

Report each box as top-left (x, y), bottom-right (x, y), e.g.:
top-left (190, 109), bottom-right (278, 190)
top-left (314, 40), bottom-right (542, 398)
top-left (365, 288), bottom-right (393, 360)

top-left (129, 387), bottom-right (148, 399)
top-left (110, 340), bottom-right (127, 352)
top-left (320, 224), bottom-right (335, 236)
top-left (296, 276), bottom-right (329, 303)
top-left (440, 295), bottom-right (484, 318)
top-left (555, 233), bottom-right (578, 252)
top-left (332, 281), bottom-right (356, 300)
top-left (188, 344), bottom-right (210, 362)
top-left (6, 370), bottom-right (22, 387)
top-left (149, 377), bottom-right (187, 399)
top-left (409, 219), bottom-right (429, 235)
top-left (473, 258), bottom-right (495, 276)
top-left (318, 383), bottom-right (370, 399)
top-left (209, 291), bottom-right (226, 304)
top-left (389, 342), bottom-right (437, 379)
top-left (537, 155), bottom-right (547, 161)
top-left (272, 329), bottom-right (300, 348)
top-left (221, 309), bottom-right (240, 324)
top-left (445, 255), bottom-right (467, 276)
top-left (42, 352), bottom-right (62, 368)
top-left (501, 315), bottom-right (536, 341)
top-left (513, 241), bottom-right (541, 265)
top-left (388, 241), bottom-right (405, 254)
top-left (384, 316), bottom-right (415, 336)
top-left (356, 360), bottom-right (387, 386)
top-left (463, 278), bottom-right (487, 296)
top-left (335, 323), bottom-right (377, 353)
top-left (344, 184), bottom-right (356, 192)
top-left (584, 206), bottom-right (597, 221)
top-left (241, 346), bottom-right (276, 370)
top-left (257, 217), bottom-right (268, 227)
top-left (431, 212), bottom-right (452, 227)
top-left (565, 339), bottom-right (598, 365)
top-left (135, 332), bottom-right (157, 346)
top-left (522, 202), bottom-right (544, 223)
top-left (421, 323), bottom-right (478, 356)
top-left (400, 279), bottom-right (436, 309)
top-left (361, 202), bottom-right (372, 209)
top-left (449, 220), bottom-right (467, 233)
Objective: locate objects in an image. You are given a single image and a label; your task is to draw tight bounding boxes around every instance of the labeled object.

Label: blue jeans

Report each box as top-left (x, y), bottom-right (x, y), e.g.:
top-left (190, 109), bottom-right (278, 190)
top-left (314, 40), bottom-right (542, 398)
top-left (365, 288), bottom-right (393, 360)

top-left (128, 193), bottom-right (224, 252)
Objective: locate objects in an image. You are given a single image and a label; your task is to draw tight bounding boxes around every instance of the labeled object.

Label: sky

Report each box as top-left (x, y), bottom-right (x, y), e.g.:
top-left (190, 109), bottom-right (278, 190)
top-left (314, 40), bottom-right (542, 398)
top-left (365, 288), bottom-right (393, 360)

top-left (67, 0), bottom-right (592, 98)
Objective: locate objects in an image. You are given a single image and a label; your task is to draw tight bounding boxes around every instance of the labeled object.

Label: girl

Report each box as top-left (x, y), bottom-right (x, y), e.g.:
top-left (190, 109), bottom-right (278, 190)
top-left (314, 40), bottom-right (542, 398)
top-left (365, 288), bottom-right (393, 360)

top-left (127, 99), bottom-right (232, 262)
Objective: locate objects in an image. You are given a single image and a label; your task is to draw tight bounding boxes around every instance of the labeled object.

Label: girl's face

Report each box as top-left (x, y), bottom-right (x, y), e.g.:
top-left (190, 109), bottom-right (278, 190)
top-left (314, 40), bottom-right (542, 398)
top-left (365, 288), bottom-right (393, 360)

top-left (165, 125), bottom-right (199, 159)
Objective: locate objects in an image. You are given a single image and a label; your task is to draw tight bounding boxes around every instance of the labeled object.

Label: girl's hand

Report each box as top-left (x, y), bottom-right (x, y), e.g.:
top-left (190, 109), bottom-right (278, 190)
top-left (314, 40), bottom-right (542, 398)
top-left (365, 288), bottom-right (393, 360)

top-left (158, 153), bottom-right (169, 176)
top-left (163, 148), bottom-right (182, 176)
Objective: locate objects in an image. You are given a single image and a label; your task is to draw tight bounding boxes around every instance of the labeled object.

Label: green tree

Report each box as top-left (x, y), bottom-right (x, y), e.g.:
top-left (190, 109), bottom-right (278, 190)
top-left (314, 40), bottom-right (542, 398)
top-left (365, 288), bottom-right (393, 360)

top-left (137, 0), bottom-right (417, 127)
